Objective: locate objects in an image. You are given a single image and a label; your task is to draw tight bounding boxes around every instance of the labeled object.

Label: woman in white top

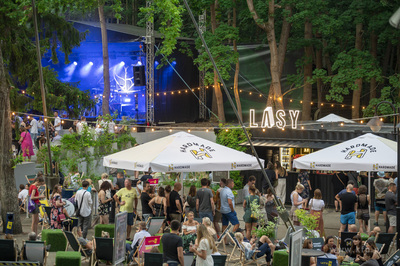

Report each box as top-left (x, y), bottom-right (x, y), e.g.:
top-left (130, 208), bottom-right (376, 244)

top-left (190, 224), bottom-right (216, 266)
top-left (290, 183), bottom-right (306, 226)
top-left (309, 189), bottom-right (325, 237)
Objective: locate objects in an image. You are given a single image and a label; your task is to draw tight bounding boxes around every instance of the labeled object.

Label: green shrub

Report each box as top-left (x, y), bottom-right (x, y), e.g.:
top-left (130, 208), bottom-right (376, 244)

top-left (94, 224), bottom-right (115, 238)
top-left (55, 251), bottom-right (81, 266)
top-left (42, 229), bottom-right (67, 252)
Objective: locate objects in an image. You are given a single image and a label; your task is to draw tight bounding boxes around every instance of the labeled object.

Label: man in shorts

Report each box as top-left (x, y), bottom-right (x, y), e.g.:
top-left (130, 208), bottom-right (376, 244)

top-left (114, 179), bottom-right (138, 240)
top-left (339, 184), bottom-right (357, 232)
top-left (220, 179), bottom-right (239, 233)
top-left (213, 178), bottom-right (226, 236)
top-left (374, 171), bottom-right (389, 225)
top-left (385, 182), bottom-right (397, 233)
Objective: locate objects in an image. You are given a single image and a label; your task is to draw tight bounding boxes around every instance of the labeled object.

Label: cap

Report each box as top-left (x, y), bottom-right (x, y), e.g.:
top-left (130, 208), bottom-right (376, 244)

top-left (377, 171), bottom-right (385, 177)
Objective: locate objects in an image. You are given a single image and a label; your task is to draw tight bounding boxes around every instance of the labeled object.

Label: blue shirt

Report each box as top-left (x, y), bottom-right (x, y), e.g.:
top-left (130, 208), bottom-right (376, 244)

top-left (337, 188), bottom-right (355, 197)
top-left (220, 187), bottom-right (235, 214)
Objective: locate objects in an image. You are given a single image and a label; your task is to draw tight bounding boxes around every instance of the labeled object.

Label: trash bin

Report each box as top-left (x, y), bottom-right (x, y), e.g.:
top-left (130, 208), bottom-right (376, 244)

top-left (5, 212), bottom-right (14, 235)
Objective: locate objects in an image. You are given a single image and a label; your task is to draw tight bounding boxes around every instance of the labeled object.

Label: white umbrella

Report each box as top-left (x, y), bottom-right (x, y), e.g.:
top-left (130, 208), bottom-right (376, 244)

top-left (293, 133), bottom-right (397, 232)
top-left (293, 133), bottom-right (396, 171)
top-left (316, 114), bottom-right (355, 124)
top-left (103, 131), bottom-right (264, 172)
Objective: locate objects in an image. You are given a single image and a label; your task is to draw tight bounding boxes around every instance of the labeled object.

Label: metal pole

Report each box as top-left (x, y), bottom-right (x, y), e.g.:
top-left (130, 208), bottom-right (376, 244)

top-left (368, 172), bottom-right (371, 232)
top-left (32, 0), bottom-right (53, 180)
top-left (396, 108), bottom-right (400, 249)
top-left (182, 0), bottom-right (295, 231)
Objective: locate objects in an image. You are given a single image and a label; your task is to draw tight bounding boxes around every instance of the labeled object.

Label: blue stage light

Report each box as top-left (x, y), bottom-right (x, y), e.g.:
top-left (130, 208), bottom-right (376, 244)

top-left (124, 98), bottom-right (131, 103)
top-left (155, 61), bottom-right (159, 66)
top-left (80, 62), bottom-right (94, 77)
top-left (73, 61), bottom-right (78, 65)
top-left (95, 64), bottom-right (104, 75)
top-left (89, 62), bottom-right (94, 66)
top-left (137, 61), bottom-right (142, 66)
top-left (120, 61), bottom-right (125, 66)
top-left (172, 61), bottom-right (177, 66)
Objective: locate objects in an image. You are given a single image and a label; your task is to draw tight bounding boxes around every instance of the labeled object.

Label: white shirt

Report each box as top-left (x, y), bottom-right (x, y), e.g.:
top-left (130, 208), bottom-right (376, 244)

top-left (38, 120), bottom-right (44, 130)
top-left (131, 230), bottom-right (151, 249)
top-left (309, 198), bottom-right (325, 211)
top-left (54, 116), bottom-right (61, 131)
top-left (108, 122), bottom-right (116, 134)
top-left (18, 189), bottom-right (29, 201)
top-left (76, 122), bottom-right (83, 134)
top-left (291, 192), bottom-right (303, 209)
top-left (196, 238), bottom-right (214, 266)
top-left (30, 119), bottom-right (38, 134)
top-left (75, 189), bottom-right (92, 217)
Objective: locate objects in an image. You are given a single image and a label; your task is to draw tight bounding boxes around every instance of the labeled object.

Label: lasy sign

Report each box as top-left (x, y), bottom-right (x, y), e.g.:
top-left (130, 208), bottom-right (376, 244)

top-left (249, 107), bottom-right (300, 129)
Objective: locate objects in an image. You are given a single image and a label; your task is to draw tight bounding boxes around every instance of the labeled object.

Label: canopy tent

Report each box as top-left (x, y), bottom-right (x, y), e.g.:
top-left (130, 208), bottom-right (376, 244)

top-left (103, 131), bottom-right (264, 172)
top-left (316, 113), bottom-right (355, 124)
top-left (293, 133), bottom-right (397, 172)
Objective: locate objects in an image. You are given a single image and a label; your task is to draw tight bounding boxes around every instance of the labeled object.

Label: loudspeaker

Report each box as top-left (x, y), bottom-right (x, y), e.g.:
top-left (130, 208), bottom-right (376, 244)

top-left (133, 66), bottom-right (146, 86)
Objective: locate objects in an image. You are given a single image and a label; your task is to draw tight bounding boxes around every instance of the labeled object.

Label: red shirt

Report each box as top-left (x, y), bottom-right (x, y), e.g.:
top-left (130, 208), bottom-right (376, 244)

top-left (29, 184), bottom-right (40, 204)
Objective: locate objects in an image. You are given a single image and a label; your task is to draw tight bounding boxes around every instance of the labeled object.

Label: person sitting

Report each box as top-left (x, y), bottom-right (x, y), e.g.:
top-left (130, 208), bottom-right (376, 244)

top-left (28, 232), bottom-right (37, 241)
top-left (235, 232), bottom-right (272, 266)
top-left (360, 251), bottom-right (380, 266)
top-left (321, 236), bottom-right (339, 258)
top-left (72, 227), bottom-right (93, 255)
top-left (18, 184), bottom-right (29, 207)
top-left (202, 217), bottom-right (217, 241)
top-left (303, 239), bottom-right (316, 266)
top-left (355, 240), bottom-right (383, 265)
top-left (348, 224), bottom-right (358, 233)
top-left (126, 221), bottom-right (150, 262)
top-left (182, 211), bottom-right (199, 252)
top-left (368, 227), bottom-right (381, 241)
top-left (345, 235), bottom-right (364, 259)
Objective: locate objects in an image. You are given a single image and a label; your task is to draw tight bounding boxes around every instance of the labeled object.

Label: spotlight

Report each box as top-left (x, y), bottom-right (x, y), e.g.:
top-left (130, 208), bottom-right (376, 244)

top-left (172, 61), bottom-right (177, 66)
top-left (120, 61), bottom-right (125, 66)
top-left (73, 61), bottom-right (78, 65)
top-left (137, 61), bottom-right (142, 66)
top-left (89, 62), bottom-right (93, 66)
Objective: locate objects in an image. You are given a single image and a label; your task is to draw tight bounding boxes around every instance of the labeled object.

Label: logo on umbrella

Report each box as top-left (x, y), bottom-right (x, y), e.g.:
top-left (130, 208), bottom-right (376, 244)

top-left (345, 149), bottom-right (367, 160)
top-left (373, 164), bottom-right (379, 170)
top-left (190, 148), bottom-right (212, 160)
top-left (168, 164), bottom-right (174, 171)
top-left (310, 162), bottom-right (315, 168)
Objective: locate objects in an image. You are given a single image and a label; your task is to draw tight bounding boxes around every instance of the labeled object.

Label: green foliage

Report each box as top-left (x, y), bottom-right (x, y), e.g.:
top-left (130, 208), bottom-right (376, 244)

top-left (295, 209), bottom-right (318, 237)
top-left (11, 154), bottom-right (24, 168)
top-left (250, 198), bottom-right (276, 238)
top-left (94, 224), bottom-right (115, 238)
top-left (215, 126), bottom-right (250, 153)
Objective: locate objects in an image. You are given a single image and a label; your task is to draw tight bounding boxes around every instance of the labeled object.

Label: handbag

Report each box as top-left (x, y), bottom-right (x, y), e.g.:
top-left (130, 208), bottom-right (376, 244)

top-left (28, 199), bottom-right (36, 213)
top-left (58, 213), bottom-right (66, 222)
top-left (75, 191), bottom-right (87, 217)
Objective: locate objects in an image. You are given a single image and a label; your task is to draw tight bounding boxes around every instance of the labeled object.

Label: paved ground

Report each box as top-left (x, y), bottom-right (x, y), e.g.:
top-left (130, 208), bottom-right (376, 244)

top-left (6, 201), bottom-right (388, 266)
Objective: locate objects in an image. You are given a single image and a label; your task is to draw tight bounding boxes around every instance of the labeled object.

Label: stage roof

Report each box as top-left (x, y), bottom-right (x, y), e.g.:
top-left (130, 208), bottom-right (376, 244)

top-left (71, 21), bottom-right (194, 42)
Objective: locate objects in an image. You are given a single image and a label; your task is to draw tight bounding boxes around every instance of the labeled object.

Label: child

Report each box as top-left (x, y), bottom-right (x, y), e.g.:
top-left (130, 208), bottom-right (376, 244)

top-left (235, 232), bottom-right (272, 266)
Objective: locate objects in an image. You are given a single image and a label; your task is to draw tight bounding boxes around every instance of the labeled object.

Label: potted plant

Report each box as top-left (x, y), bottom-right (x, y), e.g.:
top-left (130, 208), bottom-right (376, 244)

top-left (294, 209), bottom-right (320, 238)
top-left (250, 199), bottom-right (277, 241)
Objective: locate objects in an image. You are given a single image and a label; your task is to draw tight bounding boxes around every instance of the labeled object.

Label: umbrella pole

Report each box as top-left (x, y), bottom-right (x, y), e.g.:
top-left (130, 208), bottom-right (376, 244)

top-left (368, 171), bottom-right (371, 232)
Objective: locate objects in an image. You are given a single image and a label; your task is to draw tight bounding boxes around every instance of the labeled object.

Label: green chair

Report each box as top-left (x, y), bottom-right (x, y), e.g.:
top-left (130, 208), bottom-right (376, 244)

top-left (94, 224), bottom-right (115, 238)
top-left (55, 251), bottom-right (81, 266)
top-left (273, 249), bottom-right (289, 266)
top-left (41, 229), bottom-right (67, 252)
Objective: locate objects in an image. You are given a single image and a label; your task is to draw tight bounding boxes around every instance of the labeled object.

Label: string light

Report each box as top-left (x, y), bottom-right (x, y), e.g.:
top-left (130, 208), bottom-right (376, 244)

top-left (169, 129), bottom-right (172, 132)
top-left (188, 129), bottom-right (191, 132)
top-left (132, 127), bottom-right (136, 131)
top-left (300, 101), bottom-right (303, 104)
top-left (311, 102), bottom-right (313, 105)
top-left (262, 128), bottom-right (266, 132)
top-left (206, 129), bottom-right (209, 132)
top-left (151, 128), bottom-right (155, 132)
top-left (225, 129), bottom-right (229, 132)
top-left (164, 92), bottom-right (167, 95)
top-left (290, 99), bottom-right (293, 102)
top-left (331, 104), bottom-right (334, 107)
top-left (321, 103), bottom-right (324, 106)
top-left (340, 123), bottom-right (344, 126)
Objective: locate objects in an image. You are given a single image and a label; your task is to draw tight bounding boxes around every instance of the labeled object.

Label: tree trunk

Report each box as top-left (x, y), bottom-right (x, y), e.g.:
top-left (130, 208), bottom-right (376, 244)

top-left (382, 42), bottom-right (392, 78)
top-left (232, 0), bottom-right (242, 121)
top-left (352, 22), bottom-right (363, 119)
top-left (210, 1), bottom-right (225, 123)
top-left (323, 40), bottom-right (332, 75)
top-left (302, 20), bottom-right (313, 121)
top-left (315, 33), bottom-right (323, 107)
top-left (246, 0), bottom-right (283, 110)
top-left (99, 3), bottom-right (110, 115)
top-left (132, 0), bottom-right (137, 25)
top-left (278, 5), bottom-right (292, 78)
top-left (0, 45), bottom-right (22, 234)
top-left (370, 32), bottom-right (377, 100)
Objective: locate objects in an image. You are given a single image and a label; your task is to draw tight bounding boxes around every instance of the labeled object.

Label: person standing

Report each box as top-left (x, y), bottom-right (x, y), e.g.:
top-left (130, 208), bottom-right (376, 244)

top-left (186, 185), bottom-right (197, 217)
top-left (141, 181), bottom-right (153, 222)
top-left (356, 185), bottom-right (370, 234)
top-left (75, 180), bottom-right (92, 239)
top-left (169, 183), bottom-right (183, 222)
top-left (243, 176), bottom-right (256, 199)
top-left (50, 184), bottom-right (68, 229)
top-left (374, 171), bottom-right (389, 226)
top-left (19, 126), bottom-right (34, 161)
top-left (298, 170), bottom-right (311, 209)
top-left (213, 178), bottom-right (226, 236)
top-left (162, 220), bottom-right (184, 265)
top-left (385, 182), bottom-right (397, 233)
top-left (333, 171), bottom-right (349, 212)
top-left (115, 172), bottom-right (125, 190)
top-left (275, 162), bottom-right (288, 203)
top-left (29, 177), bottom-right (45, 235)
top-left (309, 189), bottom-right (325, 237)
top-left (290, 183), bottom-right (306, 226)
top-left (196, 178), bottom-right (215, 221)
top-left (243, 185), bottom-right (260, 240)
top-left (189, 224), bottom-right (216, 266)
top-left (262, 162), bottom-right (276, 194)
top-left (98, 181), bottom-right (113, 224)
top-left (339, 184), bottom-right (357, 232)
top-left (29, 116), bottom-right (38, 148)
top-left (114, 179), bottom-right (138, 240)
top-left (53, 111), bottom-right (62, 133)
top-left (220, 179), bottom-right (240, 232)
